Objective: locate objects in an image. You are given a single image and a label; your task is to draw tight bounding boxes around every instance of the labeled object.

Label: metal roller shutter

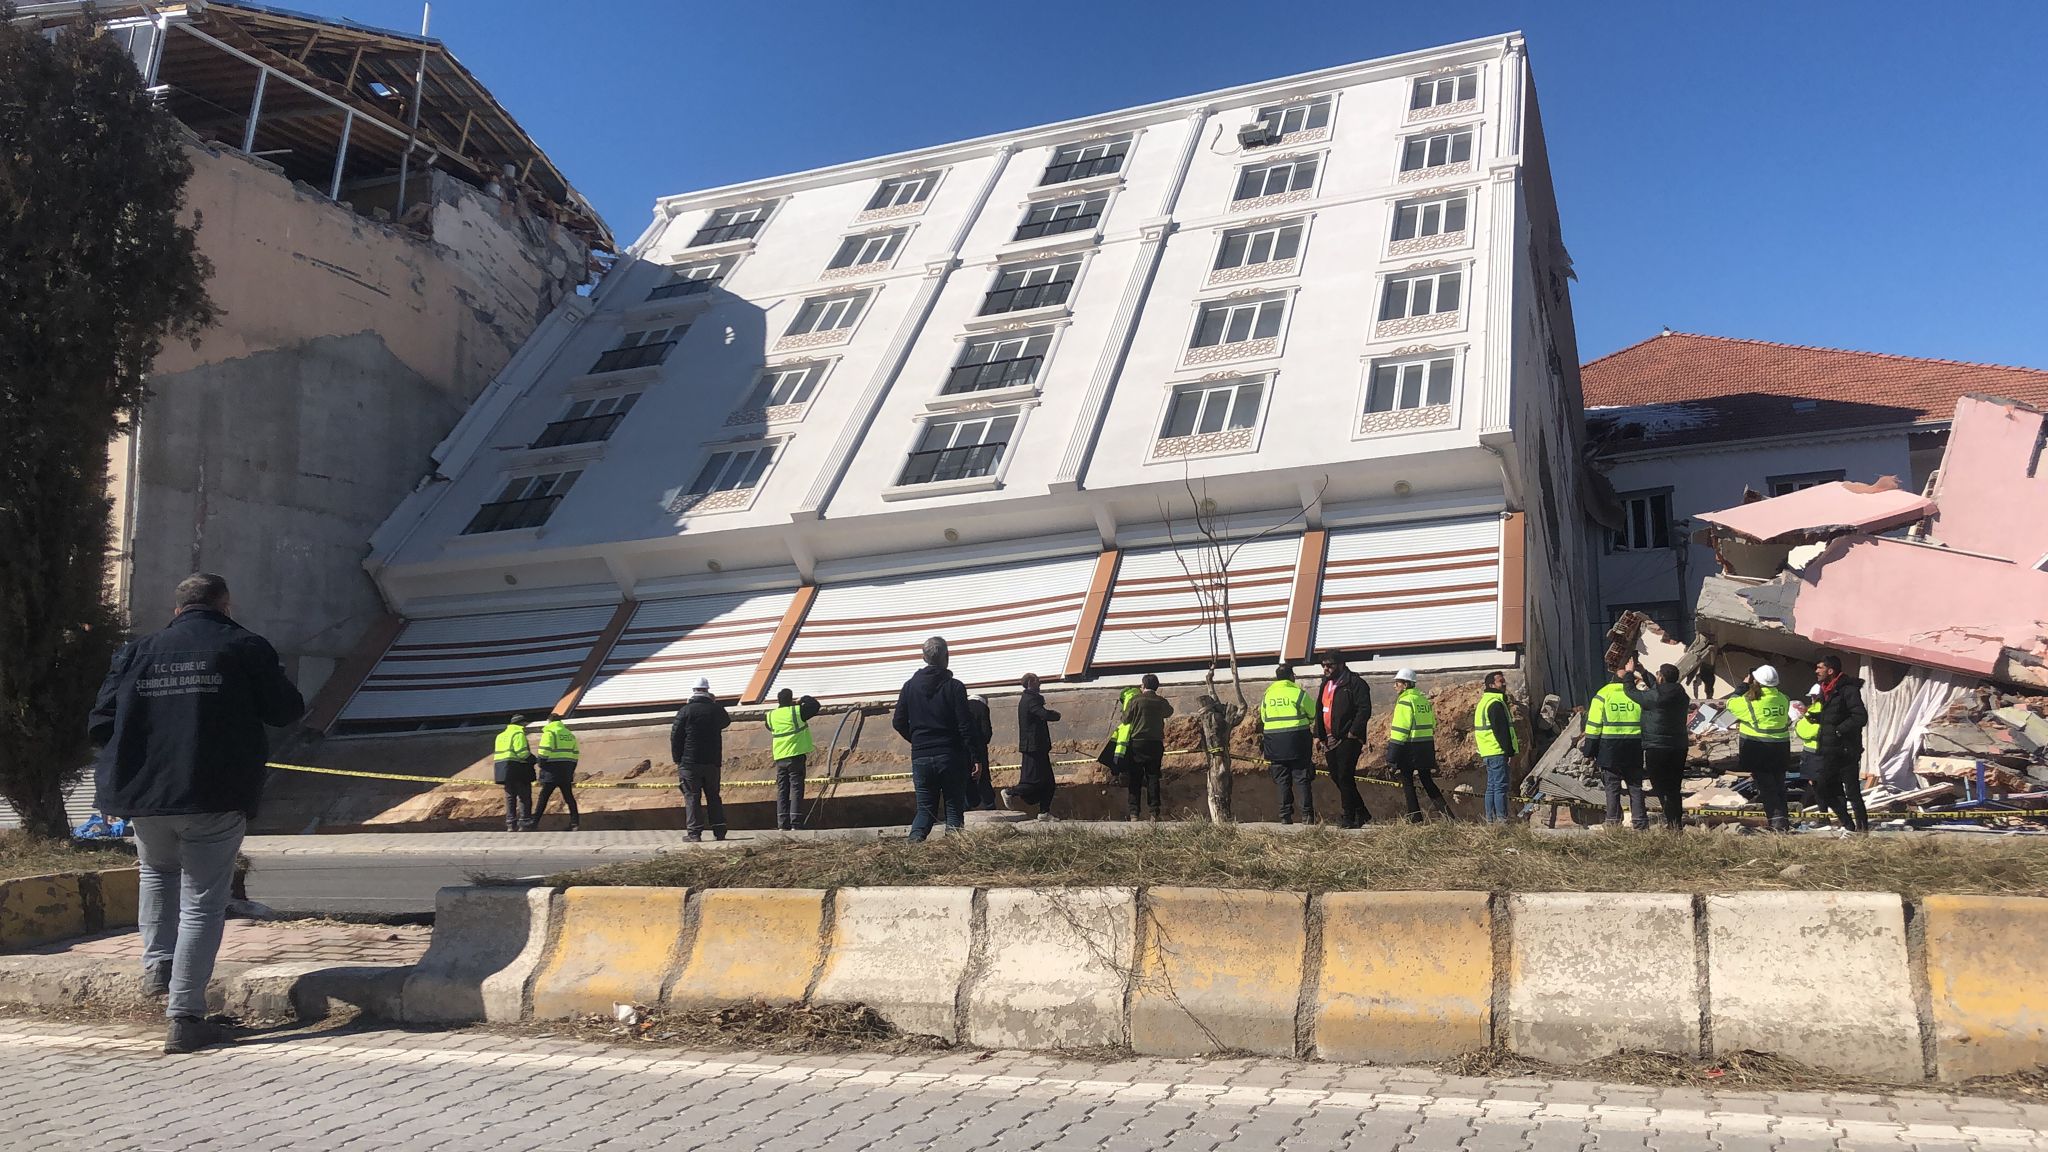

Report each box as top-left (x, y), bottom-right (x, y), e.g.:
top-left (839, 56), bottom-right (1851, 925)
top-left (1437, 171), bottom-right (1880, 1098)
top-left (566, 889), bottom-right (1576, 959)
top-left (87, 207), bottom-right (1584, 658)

top-left (1311, 516), bottom-right (1501, 653)
top-left (578, 588), bottom-right (797, 709)
top-left (1091, 536), bottom-right (1299, 667)
top-left (338, 604), bottom-right (618, 722)
top-left (777, 554), bottom-right (1097, 701)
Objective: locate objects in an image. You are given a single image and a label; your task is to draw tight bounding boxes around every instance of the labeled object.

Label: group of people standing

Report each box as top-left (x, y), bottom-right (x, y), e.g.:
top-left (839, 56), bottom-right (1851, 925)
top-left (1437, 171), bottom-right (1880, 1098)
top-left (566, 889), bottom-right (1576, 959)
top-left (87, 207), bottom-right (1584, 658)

top-left (1580, 653), bottom-right (1869, 832)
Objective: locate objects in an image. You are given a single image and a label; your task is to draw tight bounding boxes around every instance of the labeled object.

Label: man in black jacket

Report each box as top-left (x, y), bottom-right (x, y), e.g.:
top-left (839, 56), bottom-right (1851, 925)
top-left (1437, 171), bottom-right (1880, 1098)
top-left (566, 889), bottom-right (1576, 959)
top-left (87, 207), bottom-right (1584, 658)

top-left (1813, 653), bottom-right (1871, 832)
top-left (893, 636), bottom-right (976, 841)
top-left (1312, 651), bottom-right (1374, 828)
top-left (670, 676), bottom-right (731, 841)
top-left (1006, 673), bottom-right (1061, 819)
top-left (965, 694), bottom-right (998, 810)
top-left (1625, 660), bottom-right (1692, 830)
top-left (89, 574), bottom-right (305, 1054)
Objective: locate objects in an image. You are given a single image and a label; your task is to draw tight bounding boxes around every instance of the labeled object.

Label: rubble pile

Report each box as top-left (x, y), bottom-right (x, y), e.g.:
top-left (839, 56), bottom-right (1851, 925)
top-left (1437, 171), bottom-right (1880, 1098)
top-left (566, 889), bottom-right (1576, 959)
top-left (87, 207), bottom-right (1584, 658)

top-left (1921, 690), bottom-right (2048, 785)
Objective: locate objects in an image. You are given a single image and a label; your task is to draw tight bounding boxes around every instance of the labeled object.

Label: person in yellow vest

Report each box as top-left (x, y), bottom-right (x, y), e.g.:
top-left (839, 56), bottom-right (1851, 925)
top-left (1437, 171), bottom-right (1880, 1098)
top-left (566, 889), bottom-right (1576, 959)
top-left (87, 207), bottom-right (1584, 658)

top-left (492, 715), bottom-right (535, 833)
top-left (1724, 665), bottom-right (1793, 831)
top-left (531, 714), bottom-right (582, 831)
top-left (1473, 671), bottom-right (1520, 824)
top-left (1109, 684), bottom-right (1140, 770)
top-left (1258, 665), bottom-right (1316, 824)
top-left (1385, 670), bottom-right (1453, 821)
top-left (1582, 670), bottom-right (1647, 829)
top-left (764, 688), bottom-right (822, 832)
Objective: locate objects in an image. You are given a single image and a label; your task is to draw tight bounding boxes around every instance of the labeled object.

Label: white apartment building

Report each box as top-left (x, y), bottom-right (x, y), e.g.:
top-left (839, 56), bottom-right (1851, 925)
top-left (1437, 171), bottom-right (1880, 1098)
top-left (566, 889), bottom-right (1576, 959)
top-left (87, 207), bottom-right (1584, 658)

top-left (330, 32), bottom-right (1601, 731)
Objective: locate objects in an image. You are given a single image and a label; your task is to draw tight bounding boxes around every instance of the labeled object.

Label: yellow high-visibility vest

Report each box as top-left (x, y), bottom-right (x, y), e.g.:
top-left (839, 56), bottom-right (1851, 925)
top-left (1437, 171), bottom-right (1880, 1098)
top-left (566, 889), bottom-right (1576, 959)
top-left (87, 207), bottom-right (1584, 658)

top-left (1586, 683), bottom-right (1642, 739)
top-left (1388, 688), bottom-right (1436, 745)
top-left (1728, 688), bottom-right (1792, 742)
top-left (1113, 686), bottom-right (1140, 753)
top-left (766, 704), bottom-right (814, 760)
top-left (1473, 691), bottom-right (1519, 757)
top-left (493, 723), bottom-right (530, 762)
top-left (537, 720), bottom-right (579, 761)
top-left (1795, 699), bottom-right (1822, 746)
top-left (1260, 681), bottom-right (1312, 732)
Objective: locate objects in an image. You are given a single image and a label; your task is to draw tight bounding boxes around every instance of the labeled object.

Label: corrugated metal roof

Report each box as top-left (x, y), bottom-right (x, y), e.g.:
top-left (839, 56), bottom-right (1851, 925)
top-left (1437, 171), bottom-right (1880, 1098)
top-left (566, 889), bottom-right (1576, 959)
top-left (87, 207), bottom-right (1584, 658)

top-left (1312, 516), bottom-right (1500, 653)
top-left (1092, 536), bottom-right (1298, 667)
top-left (579, 589), bottom-right (796, 710)
top-left (339, 603), bottom-right (617, 721)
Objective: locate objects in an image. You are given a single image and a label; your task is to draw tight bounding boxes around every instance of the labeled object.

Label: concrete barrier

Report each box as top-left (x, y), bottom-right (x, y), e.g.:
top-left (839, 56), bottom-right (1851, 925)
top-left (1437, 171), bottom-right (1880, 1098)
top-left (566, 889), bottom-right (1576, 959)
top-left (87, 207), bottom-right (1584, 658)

top-left (404, 886), bottom-right (557, 1024)
top-left (1315, 891), bottom-right (1491, 1063)
top-left (966, 887), bottom-right (1135, 1050)
top-left (1131, 887), bottom-right (1305, 1057)
top-left (530, 886), bottom-right (687, 1019)
top-left (1705, 892), bottom-right (1921, 1081)
top-left (811, 887), bottom-right (972, 1039)
top-left (1508, 892), bottom-right (1698, 1063)
top-left (94, 869), bottom-right (140, 929)
top-left (665, 888), bottom-right (825, 1010)
top-left (0, 873), bottom-right (85, 952)
top-left (1921, 895), bottom-right (2048, 1080)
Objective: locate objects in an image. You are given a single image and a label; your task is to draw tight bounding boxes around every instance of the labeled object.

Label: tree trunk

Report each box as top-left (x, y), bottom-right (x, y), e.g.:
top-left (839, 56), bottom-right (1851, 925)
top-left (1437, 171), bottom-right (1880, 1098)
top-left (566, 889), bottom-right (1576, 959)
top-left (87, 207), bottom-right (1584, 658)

top-left (5, 763), bottom-right (75, 840)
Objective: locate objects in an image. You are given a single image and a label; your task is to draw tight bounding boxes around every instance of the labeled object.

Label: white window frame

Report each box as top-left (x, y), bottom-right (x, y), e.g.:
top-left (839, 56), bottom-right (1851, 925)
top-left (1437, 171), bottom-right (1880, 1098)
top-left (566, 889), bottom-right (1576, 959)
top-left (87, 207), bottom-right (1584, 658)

top-left (1378, 268), bottom-right (1466, 321)
top-left (1253, 95), bottom-right (1334, 142)
top-left (1399, 128), bottom-right (1476, 174)
top-left (979, 258), bottom-right (1081, 317)
top-left (1363, 355), bottom-right (1457, 414)
top-left (867, 173), bottom-right (936, 211)
top-left (941, 328), bottom-right (1058, 402)
top-left (885, 408), bottom-right (1026, 497)
top-left (1184, 292), bottom-right (1292, 365)
top-left (1767, 470), bottom-right (1846, 497)
top-left (727, 361), bottom-right (832, 426)
top-left (1410, 69), bottom-right (1478, 111)
top-left (649, 257), bottom-right (731, 300)
top-left (1156, 376), bottom-right (1270, 442)
top-left (1210, 219), bottom-right (1306, 284)
top-left (1230, 154), bottom-right (1322, 206)
top-left (1390, 194), bottom-right (1471, 244)
top-left (826, 227), bottom-right (907, 272)
top-left (1012, 192), bottom-right (1109, 243)
top-left (783, 291), bottom-right (871, 337)
top-left (464, 468), bottom-right (581, 535)
top-left (670, 439), bottom-right (783, 515)
top-left (687, 200), bottom-right (778, 248)
top-left (1041, 136), bottom-right (1131, 185)
top-left (1612, 490), bottom-right (1675, 553)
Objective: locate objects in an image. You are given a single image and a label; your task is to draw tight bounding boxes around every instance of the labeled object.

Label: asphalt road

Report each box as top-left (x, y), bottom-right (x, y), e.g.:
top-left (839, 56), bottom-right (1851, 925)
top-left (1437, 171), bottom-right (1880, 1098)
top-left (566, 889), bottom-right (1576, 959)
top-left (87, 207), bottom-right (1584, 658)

top-left (242, 849), bottom-right (618, 915)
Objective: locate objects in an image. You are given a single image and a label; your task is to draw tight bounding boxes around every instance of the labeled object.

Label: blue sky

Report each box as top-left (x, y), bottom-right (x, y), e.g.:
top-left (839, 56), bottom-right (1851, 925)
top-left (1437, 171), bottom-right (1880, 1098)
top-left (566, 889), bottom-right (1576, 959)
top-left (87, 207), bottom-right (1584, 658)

top-left (314, 0), bottom-right (2047, 368)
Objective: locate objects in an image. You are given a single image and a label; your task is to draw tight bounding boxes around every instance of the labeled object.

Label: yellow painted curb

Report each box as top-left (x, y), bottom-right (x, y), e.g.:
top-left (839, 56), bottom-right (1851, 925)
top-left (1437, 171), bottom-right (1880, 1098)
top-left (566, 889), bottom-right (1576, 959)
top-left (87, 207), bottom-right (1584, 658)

top-left (0, 873), bottom-right (86, 952)
top-left (1131, 887), bottom-right (1306, 1057)
top-left (1922, 894), bottom-right (2048, 1081)
top-left (1316, 890), bottom-right (1491, 1063)
top-left (529, 886), bottom-right (687, 1019)
top-left (665, 888), bottom-right (825, 1010)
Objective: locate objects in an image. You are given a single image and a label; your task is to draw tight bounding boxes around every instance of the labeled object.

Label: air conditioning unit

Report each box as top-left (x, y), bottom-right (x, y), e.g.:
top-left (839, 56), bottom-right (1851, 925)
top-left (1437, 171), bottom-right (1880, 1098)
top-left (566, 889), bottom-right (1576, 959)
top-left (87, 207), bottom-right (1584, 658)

top-left (1237, 122), bottom-right (1277, 149)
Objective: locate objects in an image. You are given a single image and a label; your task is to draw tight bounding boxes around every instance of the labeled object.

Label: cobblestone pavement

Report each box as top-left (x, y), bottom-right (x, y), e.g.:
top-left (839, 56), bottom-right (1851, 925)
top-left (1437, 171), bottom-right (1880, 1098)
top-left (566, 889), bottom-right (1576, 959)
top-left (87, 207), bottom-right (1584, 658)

top-left (5, 1016), bottom-right (2047, 1151)
top-left (44, 918), bottom-right (431, 967)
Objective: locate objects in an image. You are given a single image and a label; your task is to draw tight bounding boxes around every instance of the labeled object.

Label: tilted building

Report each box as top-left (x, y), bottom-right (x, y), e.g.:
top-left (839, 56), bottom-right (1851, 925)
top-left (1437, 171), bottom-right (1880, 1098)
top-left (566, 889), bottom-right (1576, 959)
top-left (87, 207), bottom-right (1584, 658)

top-left (330, 32), bottom-right (1601, 733)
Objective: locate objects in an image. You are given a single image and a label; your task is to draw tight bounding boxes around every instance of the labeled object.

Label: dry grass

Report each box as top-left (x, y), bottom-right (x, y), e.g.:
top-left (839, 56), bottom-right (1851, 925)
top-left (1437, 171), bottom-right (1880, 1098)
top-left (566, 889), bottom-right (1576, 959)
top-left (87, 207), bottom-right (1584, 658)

top-left (546, 822), bottom-right (2048, 896)
top-left (0, 830), bottom-right (134, 882)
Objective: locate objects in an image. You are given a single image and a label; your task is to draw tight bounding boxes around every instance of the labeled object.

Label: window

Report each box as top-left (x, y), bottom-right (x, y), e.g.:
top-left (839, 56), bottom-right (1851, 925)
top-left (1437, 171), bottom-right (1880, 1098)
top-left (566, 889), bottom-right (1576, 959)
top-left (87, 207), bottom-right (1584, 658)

top-left (980, 259), bottom-right (1078, 315)
top-left (1014, 194), bottom-right (1106, 241)
top-left (686, 445), bottom-right (776, 496)
top-left (1391, 195), bottom-right (1469, 241)
top-left (900, 414), bottom-right (1017, 485)
top-left (532, 393), bottom-right (639, 448)
top-left (464, 471), bottom-right (580, 534)
top-left (1401, 129), bottom-right (1474, 172)
top-left (1612, 492), bottom-right (1674, 552)
top-left (947, 331), bottom-right (1051, 395)
top-left (1767, 470), bottom-right (1846, 496)
top-left (1214, 222), bottom-right (1303, 272)
top-left (1252, 96), bottom-right (1332, 141)
top-left (1191, 296), bottom-right (1285, 348)
top-left (589, 326), bottom-right (681, 373)
top-left (1607, 600), bottom-right (1687, 642)
top-left (744, 364), bottom-right (826, 410)
top-left (785, 292), bottom-right (868, 337)
top-left (1411, 69), bottom-right (1478, 110)
top-left (1161, 378), bottom-right (1264, 439)
top-left (648, 258), bottom-right (728, 301)
top-left (1379, 269), bottom-right (1463, 321)
top-left (827, 228), bottom-right (906, 270)
top-left (688, 202), bottom-right (773, 246)
top-left (1041, 137), bottom-right (1129, 185)
top-left (1365, 357), bottom-right (1455, 413)
top-left (1233, 156), bottom-right (1318, 203)
top-left (866, 174), bottom-right (935, 211)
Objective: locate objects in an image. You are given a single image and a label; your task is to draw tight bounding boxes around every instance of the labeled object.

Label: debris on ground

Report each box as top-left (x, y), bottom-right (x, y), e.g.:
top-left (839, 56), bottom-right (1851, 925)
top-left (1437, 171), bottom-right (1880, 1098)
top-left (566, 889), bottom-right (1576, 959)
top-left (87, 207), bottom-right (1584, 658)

top-left (525, 1001), bottom-right (952, 1056)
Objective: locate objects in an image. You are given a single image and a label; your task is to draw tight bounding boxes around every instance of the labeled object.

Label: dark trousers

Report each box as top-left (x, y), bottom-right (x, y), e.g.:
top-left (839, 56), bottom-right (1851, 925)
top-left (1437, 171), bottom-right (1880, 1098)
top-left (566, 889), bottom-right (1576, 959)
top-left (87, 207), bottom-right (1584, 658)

top-left (774, 755), bottom-right (806, 830)
top-left (1808, 751), bottom-right (1869, 831)
top-left (1326, 739), bottom-right (1370, 827)
top-left (1741, 739), bottom-right (1792, 830)
top-left (1392, 742), bottom-right (1452, 822)
top-left (1123, 739), bottom-right (1164, 820)
top-left (1600, 739), bottom-right (1648, 830)
top-left (502, 782), bottom-right (532, 830)
top-left (1271, 758), bottom-right (1314, 823)
top-left (909, 755), bottom-right (968, 841)
top-left (679, 765), bottom-right (727, 839)
top-left (1012, 751), bottom-right (1056, 815)
top-left (1643, 745), bottom-right (1686, 829)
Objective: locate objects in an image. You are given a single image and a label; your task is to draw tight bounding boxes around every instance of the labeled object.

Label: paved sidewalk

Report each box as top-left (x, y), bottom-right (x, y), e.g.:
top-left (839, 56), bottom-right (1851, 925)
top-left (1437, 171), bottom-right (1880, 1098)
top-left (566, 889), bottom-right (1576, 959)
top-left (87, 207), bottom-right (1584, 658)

top-left (3, 1015), bottom-right (2045, 1151)
top-left (45, 918), bottom-right (431, 968)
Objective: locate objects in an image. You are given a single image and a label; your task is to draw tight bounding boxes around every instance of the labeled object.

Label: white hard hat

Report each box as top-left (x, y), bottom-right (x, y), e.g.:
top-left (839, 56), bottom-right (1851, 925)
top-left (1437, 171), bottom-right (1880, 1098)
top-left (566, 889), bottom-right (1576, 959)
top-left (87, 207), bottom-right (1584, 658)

top-left (1753, 665), bottom-right (1780, 687)
top-left (1808, 684), bottom-right (1822, 697)
top-left (1394, 667), bottom-right (1419, 683)
top-left (693, 676), bottom-right (712, 693)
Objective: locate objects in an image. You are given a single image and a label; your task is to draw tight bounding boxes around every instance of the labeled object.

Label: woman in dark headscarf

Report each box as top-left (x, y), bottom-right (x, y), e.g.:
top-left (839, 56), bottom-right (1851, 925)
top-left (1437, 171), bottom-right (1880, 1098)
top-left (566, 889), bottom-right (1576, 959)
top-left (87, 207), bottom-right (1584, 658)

top-left (1004, 672), bottom-right (1062, 819)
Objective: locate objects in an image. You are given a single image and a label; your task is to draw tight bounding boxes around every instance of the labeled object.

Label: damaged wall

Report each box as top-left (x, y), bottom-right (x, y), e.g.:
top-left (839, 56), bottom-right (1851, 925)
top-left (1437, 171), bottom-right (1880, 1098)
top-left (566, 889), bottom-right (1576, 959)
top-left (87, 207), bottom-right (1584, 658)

top-left (1930, 395), bottom-right (2048, 563)
top-left (108, 141), bottom-right (588, 695)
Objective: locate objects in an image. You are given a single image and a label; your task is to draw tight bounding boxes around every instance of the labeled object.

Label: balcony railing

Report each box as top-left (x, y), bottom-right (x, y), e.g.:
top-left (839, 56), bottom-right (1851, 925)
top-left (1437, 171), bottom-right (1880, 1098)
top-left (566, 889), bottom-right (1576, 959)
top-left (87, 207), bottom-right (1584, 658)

top-left (531, 412), bottom-right (626, 449)
top-left (898, 442), bottom-right (1007, 486)
top-left (944, 355), bottom-right (1043, 395)
top-left (463, 494), bottom-right (564, 535)
top-left (979, 280), bottom-right (1072, 316)
top-left (1040, 152), bottom-right (1125, 186)
top-left (647, 277), bottom-right (716, 301)
top-left (687, 218), bottom-right (764, 247)
top-left (1014, 209), bottom-right (1101, 243)
top-left (588, 341), bottom-right (675, 374)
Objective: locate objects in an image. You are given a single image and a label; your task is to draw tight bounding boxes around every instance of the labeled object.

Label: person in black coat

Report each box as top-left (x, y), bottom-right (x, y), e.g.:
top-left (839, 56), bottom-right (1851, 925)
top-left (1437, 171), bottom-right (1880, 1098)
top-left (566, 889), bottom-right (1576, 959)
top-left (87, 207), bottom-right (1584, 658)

top-left (1006, 673), bottom-right (1062, 819)
top-left (670, 676), bottom-right (731, 841)
top-left (1813, 653), bottom-right (1871, 832)
top-left (1624, 660), bottom-right (1692, 830)
top-left (1311, 650), bottom-right (1374, 828)
top-left (89, 573), bottom-right (305, 1054)
top-left (965, 694), bottom-right (998, 810)
top-left (893, 636), bottom-right (977, 841)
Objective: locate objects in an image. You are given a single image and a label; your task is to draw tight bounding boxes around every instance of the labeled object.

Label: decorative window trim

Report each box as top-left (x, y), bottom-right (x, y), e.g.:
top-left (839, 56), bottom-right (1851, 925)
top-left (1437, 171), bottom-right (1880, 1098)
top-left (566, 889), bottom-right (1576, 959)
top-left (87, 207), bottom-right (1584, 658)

top-left (1147, 372), bottom-right (1274, 463)
top-left (1243, 92), bottom-right (1338, 150)
top-left (964, 251), bottom-right (1092, 330)
top-left (1386, 191), bottom-right (1475, 259)
top-left (853, 170), bottom-right (944, 224)
top-left (821, 226), bottom-right (912, 282)
top-left (1354, 346), bottom-right (1465, 440)
top-left (1372, 264), bottom-right (1469, 341)
top-left (683, 199), bottom-right (782, 250)
top-left (667, 438), bottom-right (784, 517)
top-left (1004, 188), bottom-right (1114, 252)
top-left (773, 288), bottom-right (877, 353)
top-left (1180, 287), bottom-right (1297, 369)
top-left (883, 405), bottom-right (1031, 498)
top-left (1396, 124), bottom-right (1480, 184)
top-left (935, 323), bottom-right (1069, 408)
top-left (1206, 216), bottom-right (1312, 288)
top-left (725, 359), bottom-right (835, 428)
top-left (1228, 149), bottom-right (1328, 212)
top-left (1037, 132), bottom-right (1138, 189)
top-left (1024, 170), bottom-right (1123, 202)
top-left (1406, 67), bottom-right (1481, 123)
top-left (462, 467), bottom-right (583, 536)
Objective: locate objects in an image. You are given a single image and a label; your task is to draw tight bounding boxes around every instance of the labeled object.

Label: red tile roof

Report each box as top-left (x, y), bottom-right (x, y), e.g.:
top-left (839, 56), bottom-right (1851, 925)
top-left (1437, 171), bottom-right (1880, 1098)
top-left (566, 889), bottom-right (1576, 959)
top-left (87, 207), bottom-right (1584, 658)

top-left (1581, 332), bottom-right (2048, 451)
